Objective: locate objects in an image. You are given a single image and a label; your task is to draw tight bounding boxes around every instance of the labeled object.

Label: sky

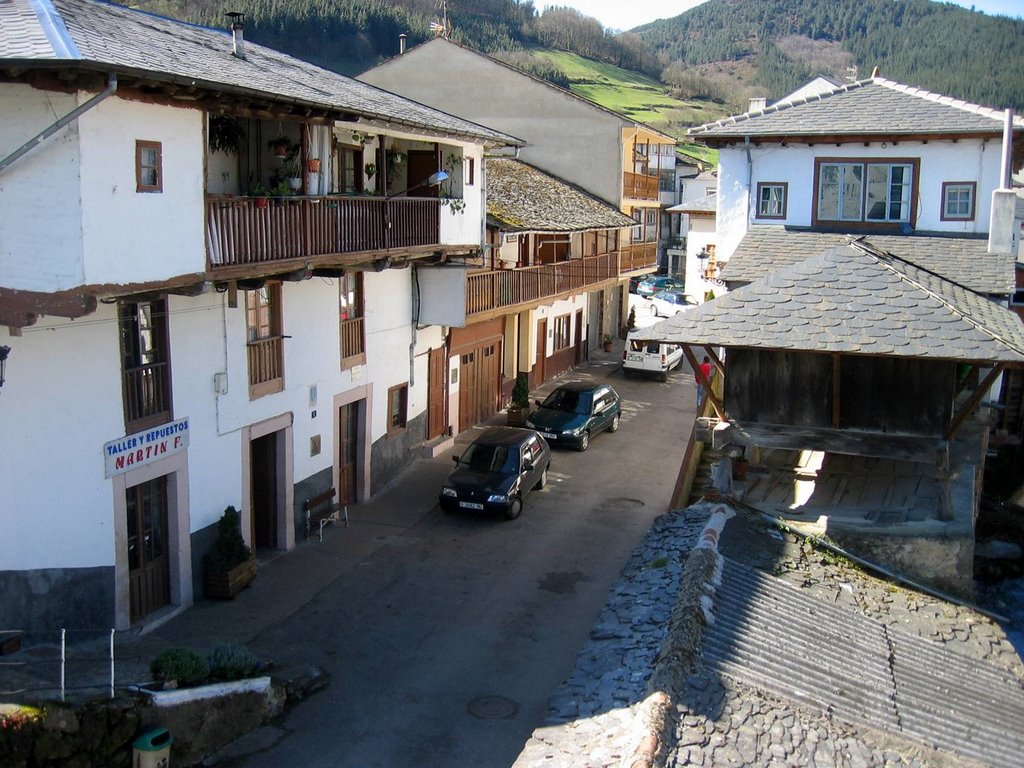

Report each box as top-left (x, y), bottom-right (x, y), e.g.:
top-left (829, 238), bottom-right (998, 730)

top-left (537, 0), bottom-right (1024, 34)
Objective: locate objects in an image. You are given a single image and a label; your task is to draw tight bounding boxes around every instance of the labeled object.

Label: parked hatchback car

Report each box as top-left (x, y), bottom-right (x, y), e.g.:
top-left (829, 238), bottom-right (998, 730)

top-left (526, 382), bottom-right (621, 451)
top-left (645, 290), bottom-right (699, 318)
top-left (440, 427), bottom-right (550, 520)
top-left (636, 276), bottom-right (686, 296)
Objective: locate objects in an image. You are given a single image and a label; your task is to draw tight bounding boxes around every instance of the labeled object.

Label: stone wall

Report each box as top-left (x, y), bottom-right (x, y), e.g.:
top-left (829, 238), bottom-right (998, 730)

top-left (370, 411), bottom-right (427, 495)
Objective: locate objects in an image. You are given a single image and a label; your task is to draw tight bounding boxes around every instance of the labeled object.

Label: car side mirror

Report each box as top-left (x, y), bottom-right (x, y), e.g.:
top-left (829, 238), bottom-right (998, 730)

top-left (452, 455), bottom-right (460, 463)
top-left (534, 399), bottom-right (542, 407)
top-left (523, 462), bottom-right (535, 472)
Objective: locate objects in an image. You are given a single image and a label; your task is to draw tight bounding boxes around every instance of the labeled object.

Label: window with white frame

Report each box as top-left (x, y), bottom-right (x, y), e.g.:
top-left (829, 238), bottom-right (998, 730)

top-left (941, 181), bottom-right (976, 221)
top-left (815, 159), bottom-right (917, 225)
top-left (756, 182), bottom-right (787, 219)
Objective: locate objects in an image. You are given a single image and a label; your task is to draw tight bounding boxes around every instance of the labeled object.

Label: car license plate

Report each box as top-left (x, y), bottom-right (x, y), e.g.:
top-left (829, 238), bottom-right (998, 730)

top-left (460, 501), bottom-right (484, 510)
top-left (540, 431), bottom-right (556, 439)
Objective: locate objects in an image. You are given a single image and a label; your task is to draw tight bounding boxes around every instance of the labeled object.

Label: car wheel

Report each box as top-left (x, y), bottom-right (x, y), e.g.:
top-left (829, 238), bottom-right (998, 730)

top-left (608, 413), bottom-right (620, 433)
top-left (505, 496), bottom-right (523, 520)
top-left (650, 304), bottom-right (659, 317)
top-left (660, 370), bottom-right (669, 383)
top-left (578, 431), bottom-right (590, 451)
top-left (534, 466), bottom-right (548, 490)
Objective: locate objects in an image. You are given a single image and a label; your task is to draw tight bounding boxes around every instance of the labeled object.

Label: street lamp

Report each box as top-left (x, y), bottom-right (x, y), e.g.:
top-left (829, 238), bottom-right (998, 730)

top-left (386, 170), bottom-right (449, 199)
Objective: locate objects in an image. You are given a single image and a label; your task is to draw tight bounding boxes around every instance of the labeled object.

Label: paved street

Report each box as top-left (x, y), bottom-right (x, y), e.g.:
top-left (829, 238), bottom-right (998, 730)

top-left (228, 357), bottom-right (697, 767)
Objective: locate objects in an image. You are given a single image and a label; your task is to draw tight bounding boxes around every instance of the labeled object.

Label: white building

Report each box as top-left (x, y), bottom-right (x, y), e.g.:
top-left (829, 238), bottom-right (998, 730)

top-left (0, 0), bottom-right (520, 631)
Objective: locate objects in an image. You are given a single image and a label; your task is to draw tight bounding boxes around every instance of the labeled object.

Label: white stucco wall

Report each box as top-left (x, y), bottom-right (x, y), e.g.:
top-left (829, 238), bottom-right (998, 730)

top-left (439, 143), bottom-right (485, 246)
top-left (716, 138), bottom-right (1004, 260)
top-left (360, 40), bottom-right (624, 205)
top-left (0, 267), bottom-right (440, 571)
top-left (0, 84), bottom-right (86, 293)
top-left (78, 98), bottom-right (207, 285)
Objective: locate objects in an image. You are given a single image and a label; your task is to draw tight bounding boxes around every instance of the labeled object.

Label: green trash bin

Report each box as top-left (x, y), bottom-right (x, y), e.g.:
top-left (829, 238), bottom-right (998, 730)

top-left (133, 727), bottom-right (172, 768)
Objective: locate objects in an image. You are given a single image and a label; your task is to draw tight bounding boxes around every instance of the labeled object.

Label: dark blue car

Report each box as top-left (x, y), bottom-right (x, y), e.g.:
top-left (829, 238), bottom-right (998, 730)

top-left (526, 382), bottom-right (621, 451)
top-left (440, 427), bottom-right (550, 520)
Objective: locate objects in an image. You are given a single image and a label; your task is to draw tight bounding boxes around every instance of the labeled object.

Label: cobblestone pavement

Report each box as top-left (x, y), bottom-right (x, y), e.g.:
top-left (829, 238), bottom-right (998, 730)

top-left (513, 504), bottom-right (1024, 768)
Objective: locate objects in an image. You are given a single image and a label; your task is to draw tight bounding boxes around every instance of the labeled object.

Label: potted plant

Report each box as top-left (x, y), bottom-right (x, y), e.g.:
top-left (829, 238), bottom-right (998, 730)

top-left (203, 506), bottom-right (256, 599)
top-left (249, 182), bottom-right (269, 209)
top-left (269, 179), bottom-right (292, 199)
top-left (507, 373), bottom-right (531, 427)
top-left (208, 114), bottom-right (247, 155)
top-left (364, 162), bottom-right (377, 179)
top-left (267, 135), bottom-right (294, 158)
top-left (602, 334), bottom-right (614, 352)
top-left (306, 158), bottom-right (321, 173)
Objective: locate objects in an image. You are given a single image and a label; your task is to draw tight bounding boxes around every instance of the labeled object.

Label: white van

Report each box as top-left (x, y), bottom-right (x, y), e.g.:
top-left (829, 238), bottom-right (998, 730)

top-left (622, 334), bottom-right (684, 381)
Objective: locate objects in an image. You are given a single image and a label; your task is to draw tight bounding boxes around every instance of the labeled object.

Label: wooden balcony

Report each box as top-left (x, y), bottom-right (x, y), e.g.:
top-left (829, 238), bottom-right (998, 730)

top-left (123, 362), bottom-right (171, 431)
top-left (623, 171), bottom-right (659, 201)
top-left (620, 242), bottom-right (658, 273)
top-left (206, 195), bottom-right (440, 271)
top-left (340, 316), bottom-right (366, 369)
top-left (466, 253), bottom-right (618, 317)
top-left (247, 336), bottom-right (284, 398)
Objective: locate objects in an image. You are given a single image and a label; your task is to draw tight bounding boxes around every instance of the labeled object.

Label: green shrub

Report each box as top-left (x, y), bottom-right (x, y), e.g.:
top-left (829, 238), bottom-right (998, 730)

top-left (511, 373), bottom-right (530, 408)
top-left (151, 648), bottom-right (209, 687)
top-left (206, 643), bottom-right (260, 681)
top-left (204, 506), bottom-right (252, 572)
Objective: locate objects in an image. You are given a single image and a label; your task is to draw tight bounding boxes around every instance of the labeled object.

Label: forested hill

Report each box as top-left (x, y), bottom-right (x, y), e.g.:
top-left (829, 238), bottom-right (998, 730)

top-left (635, 0), bottom-right (1024, 111)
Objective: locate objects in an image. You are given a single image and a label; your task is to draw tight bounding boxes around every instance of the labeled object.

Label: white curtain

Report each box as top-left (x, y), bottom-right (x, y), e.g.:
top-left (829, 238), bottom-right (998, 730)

top-left (307, 125), bottom-right (332, 195)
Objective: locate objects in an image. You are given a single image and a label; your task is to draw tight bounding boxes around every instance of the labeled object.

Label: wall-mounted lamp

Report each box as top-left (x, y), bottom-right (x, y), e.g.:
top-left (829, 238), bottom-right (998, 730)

top-left (0, 346), bottom-right (9, 390)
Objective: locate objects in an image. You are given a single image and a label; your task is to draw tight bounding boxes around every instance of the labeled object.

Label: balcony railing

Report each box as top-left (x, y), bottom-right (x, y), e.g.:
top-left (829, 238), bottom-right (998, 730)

top-left (621, 242), bottom-right (658, 272)
top-left (123, 362), bottom-right (171, 429)
top-left (206, 195), bottom-right (441, 269)
top-left (466, 253), bottom-right (618, 316)
top-left (340, 316), bottom-right (366, 368)
top-left (623, 172), bottom-right (659, 201)
top-left (247, 336), bottom-right (284, 397)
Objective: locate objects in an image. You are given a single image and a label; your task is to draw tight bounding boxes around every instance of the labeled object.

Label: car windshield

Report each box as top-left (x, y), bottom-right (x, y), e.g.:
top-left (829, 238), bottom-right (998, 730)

top-left (459, 443), bottom-right (519, 473)
top-left (541, 388), bottom-right (592, 414)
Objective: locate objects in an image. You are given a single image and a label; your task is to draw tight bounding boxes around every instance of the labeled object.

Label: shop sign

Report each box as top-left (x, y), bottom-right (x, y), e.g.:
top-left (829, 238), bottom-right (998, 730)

top-left (103, 418), bottom-right (190, 478)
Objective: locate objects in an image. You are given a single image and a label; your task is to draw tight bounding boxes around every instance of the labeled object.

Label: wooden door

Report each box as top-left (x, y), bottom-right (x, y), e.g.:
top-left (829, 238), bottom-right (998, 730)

top-left (338, 402), bottom-right (359, 505)
top-left (535, 319), bottom-right (547, 384)
top-left (251, 432), bottom-right (278, 550)
top-left (127, 476), bottom-right (170, 623)
top-left (428, 347), bottom-right (447, 440)
top-left (458, 342), bottom-right (501, 431)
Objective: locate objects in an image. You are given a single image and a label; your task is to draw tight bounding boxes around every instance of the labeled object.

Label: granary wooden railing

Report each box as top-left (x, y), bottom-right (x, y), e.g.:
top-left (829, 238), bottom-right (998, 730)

top-left (247, 336), bottom-right (284, 397)
top-left (623, 171), bottom-right (659, 200)
top-left (620, 242), bottom-right (658, 272)
top-left (206, 195), bottom-right (441, 268)
top-left (465, 253), bottom-right (618, 317)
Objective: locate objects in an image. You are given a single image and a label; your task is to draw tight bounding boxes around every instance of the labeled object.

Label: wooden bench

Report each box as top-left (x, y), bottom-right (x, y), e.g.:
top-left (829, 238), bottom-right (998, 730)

top-left (303, 488), bottom-right (349, 542)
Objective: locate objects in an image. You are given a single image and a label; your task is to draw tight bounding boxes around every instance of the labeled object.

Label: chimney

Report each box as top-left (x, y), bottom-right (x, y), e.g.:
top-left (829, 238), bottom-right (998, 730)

top-left (989, 109), bottom-right (1017, 254)
top-left (227, 12), bottom-right (245, 60)
top-left (748, 97), bottom-right (766, 113)
top-left (399, 33), bottom-right (407, 55)
top-left (871, 65), bottom-right (880, 79)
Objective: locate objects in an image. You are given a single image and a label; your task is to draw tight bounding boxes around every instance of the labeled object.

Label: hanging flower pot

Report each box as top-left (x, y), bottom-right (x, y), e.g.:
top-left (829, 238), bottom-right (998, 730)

top-left (306, 158), bottom-right (321, 173)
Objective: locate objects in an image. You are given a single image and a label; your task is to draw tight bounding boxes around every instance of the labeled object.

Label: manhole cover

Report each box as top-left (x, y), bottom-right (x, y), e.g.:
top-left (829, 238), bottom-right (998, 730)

top-left (467, 695), bottom-right (518, 719)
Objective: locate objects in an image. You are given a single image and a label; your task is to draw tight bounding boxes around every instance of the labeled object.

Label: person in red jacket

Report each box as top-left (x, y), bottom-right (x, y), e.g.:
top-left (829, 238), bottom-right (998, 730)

top-left (696, 356), bottom-right (712, 404)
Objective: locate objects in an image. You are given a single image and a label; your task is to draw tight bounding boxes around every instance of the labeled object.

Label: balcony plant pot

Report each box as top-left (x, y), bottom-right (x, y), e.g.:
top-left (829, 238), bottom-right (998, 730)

top-left (204, 506), bottom-right (256, 600)
top-left (254, 196), bottom-right (268, 209)
top-left (306, 158), bottom-right (321, 173)
top-left (287, 177), bottom-right (302, 192)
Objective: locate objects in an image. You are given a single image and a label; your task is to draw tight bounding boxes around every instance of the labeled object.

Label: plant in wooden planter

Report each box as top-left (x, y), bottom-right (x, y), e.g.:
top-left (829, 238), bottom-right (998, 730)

top-left (507, 372), bottom-right (531, 427)
top-left (204, 506), bottom-right (256, 600)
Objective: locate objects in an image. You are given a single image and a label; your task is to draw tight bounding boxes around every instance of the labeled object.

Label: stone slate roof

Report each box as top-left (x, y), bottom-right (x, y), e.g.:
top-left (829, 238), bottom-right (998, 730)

top-left (689, 77), bottom-right (1023, 142)
top-left (667, 194), bottom-right (717, 215)
top-left (630, 240), bottom-right (1024, 363)
top-left (486, 158), bottom-right (635, 232)
top-left (0, 0), bottom-right (522, 147)
top-left (721, 227), bottom-right (1014, 295)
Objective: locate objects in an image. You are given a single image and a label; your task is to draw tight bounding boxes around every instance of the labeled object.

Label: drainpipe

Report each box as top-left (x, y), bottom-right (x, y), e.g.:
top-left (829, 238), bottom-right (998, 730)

top-left (0, 74), bottom-right (118, 174)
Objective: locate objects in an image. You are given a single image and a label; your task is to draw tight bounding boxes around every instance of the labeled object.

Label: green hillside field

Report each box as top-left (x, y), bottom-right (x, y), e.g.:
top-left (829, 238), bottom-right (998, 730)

top-left (530, 49), bottom-right (722, 162)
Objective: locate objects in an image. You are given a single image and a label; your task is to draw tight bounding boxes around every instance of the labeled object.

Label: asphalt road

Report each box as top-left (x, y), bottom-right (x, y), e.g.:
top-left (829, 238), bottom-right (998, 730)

top-left (239, 360), bottom-right (696, 768)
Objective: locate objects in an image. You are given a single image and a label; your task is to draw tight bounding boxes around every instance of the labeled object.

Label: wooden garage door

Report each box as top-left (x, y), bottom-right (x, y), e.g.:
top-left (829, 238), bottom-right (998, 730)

top-left (458, 341), bottom-right (500, 431)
